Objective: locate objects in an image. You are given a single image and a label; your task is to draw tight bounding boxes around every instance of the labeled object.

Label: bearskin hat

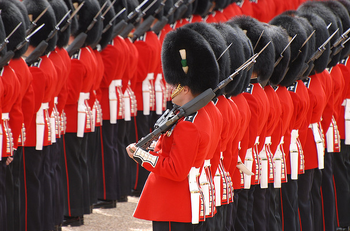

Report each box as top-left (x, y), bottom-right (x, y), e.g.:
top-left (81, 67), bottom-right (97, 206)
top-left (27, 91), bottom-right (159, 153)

top-left (8, 0), bottom-right (31, 30)
top-left (338, 0), bottom-right (350, 58)
top-left (225, 21), bottom-right (254, 94)
top-left (298, 1), bottom-right (342, 68)
top-left (214, 0), bottom-right (230, 10)
top-left (183, 22), bottom-right (230, 87)
top-left (0, 1), bottom-right (27, 58)
top-left (113, 0), bottom-right (128, 23)
top-left (23, 0), bottom-right (58, 54)
top-left (193, 0), bottom-right (212, 17)
top-left (0, 15), bottom-right (6, 57)
top-left (174, 0), bottom-right (193, 21)
top-left (270, 14), bottom-right (308, 86)
top-left (212, 23), bottom-right (246, 96)
top-left (297, 12), bottom-right (330, 75)
top-left (162, 27), bottom-right (219, 95)
top-left (321, 0), bottom-right (350, 62)
top-left (229, 16), bottom-right (275, 85)
top-left (62, 0), bottom-right (79, 35)
top-left (141, 0), bottom-right (164, 21)
top-left (48, 0), bottom-right (70, 48)
top-left (97, 0), bottom-right (116, 50)
top-left (263, 23), bottom-right (291, 86)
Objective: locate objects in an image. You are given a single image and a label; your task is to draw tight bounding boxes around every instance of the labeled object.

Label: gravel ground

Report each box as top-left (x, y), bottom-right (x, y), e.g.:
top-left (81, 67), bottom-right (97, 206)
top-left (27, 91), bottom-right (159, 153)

top-left (62, 196), bottom-right (152, 231)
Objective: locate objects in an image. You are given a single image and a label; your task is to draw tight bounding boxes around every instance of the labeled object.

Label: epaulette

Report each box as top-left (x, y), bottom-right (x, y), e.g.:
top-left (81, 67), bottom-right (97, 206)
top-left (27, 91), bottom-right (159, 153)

top-left (71, 49), bottom-right (82, 60)
top-left (244, 83), bottom-right (254, 94)
top-left (340, 56), bottom-right (349, 66)
top-left (302, 77), bottom-right (311, 88)
top-left (272, 85), bottom-right (279, 91)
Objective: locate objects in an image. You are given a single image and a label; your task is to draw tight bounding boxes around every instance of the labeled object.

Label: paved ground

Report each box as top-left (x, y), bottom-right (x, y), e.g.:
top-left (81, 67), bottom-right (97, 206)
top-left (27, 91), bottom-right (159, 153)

top-left (62, 196), bottom-right (152, 231)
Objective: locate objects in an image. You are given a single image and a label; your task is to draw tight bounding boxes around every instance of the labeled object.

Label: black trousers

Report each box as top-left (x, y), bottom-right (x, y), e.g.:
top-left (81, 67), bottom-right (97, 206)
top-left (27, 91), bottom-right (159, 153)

top-left (41, 146), bottom-right (54, 230)
top-left (252, 185), bottom-right (267, 231)
top-left (0, 159), bottom-right (7, 231)
top-left (333, 140), bottom-right (350, 227)
top-left (61, 133), bottom-right (84, 217)
top-left (321, 152), bottom-right (336, 231)
top-left (153, 221), bottom-right (197, 231)
top-left (298, 169), bottom-right (314, 231)
top-left (21, 147), bottom-right (44, 231)
top-left (87, 128), bottom-right (101, 205)
top-left (51, 139), bottom-right (64, 226)
top-left (234, 189), bottom-right (249, 231)
top-left (98, 122), bottom-right (118, 200)
top-left (131, 111), bottom-right (150, 193)
top-left (267, 184), bottom-right (282, 231)
top-left (281, 175), bottom-right (299, 231)
top-left (6, 149), bottom-right (22, 231)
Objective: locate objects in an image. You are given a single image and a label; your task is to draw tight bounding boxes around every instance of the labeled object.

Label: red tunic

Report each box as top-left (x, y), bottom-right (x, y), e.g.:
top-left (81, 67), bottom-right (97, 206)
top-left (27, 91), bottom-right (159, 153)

top-left (134, 108), bottom-right (211, 222)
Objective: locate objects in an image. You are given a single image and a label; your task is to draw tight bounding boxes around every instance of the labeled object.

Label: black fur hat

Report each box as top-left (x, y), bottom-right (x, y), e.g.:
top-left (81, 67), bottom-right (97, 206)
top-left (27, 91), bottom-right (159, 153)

top-left (225, 21), bottom-right (254, 94)
top-left (162, 27), bottom-right (219, 95)
top-left (71, 0), bottom-right (103, 46)
top-left (270, 14), bottom-right (308, 86)
top-left (281, 11), bottom-right (316, 78)
top-left (297, 12), bottom-right (330, 75)
top-left (193, 0), bottom-right (212, 17)
top-left (8, 0), bottom-right (31, 30)
top-left (23, 0), bottom-right (58, 54)
top-left (263, 24), bottom-right (291, 86)
top-left (229, 16), bottom-right (275, 85)
top-left (338, 0), bottom-right (350, 57)
top-left (0, 1), bottom-right (27, 58)
top-left (212, 23), bottom-right (246, 96)
top-left (174, 0), bottom-right (193, 20)
top-left (48, 0), bottom-right (70, 48)
top-left (0, 15), bottom-right (6, 57)
top-left (298, 1), bottom-right (342, 68)
top-left (321, 0), bottom-right (350, 61)
top-left (214, 0), bottom-right (230, 10)
top-left (183, 22), bottom-right (230, 87)
top-left (98, 0), bottom-right (115, 50)
top-left (62, 0), bottom-right (79, 35)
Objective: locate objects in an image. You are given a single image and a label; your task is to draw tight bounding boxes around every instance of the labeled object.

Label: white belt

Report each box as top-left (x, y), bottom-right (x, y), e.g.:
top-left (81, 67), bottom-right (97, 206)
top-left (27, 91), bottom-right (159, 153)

top-left (0, 124), bottom-right (3, 160)
top-left (155, 73), bottom-right (163, 115)
top-left (188, 167), bottom-right (202, 224)
top-left (310, 122), bottom-right (325, 169)
top-left (2, 113), bottom-right (9, 120)
top-left (77, 92), bottom-right (90, 137)
top-left (273, 137), bottom-right (284, 188)
top-left (290, 129), bottom-right (299, 180)
top-left (123, 91), bottom-right (131, 121)
top-left (36, 103), bottom-right (46, 150)
top-left (109, 80), bottom-right (118, 124)
top-left (244, 148), bottom-right (253, 189)
top-left (199, 160), bottom-right (210, 216)
top-left (344, 99), bottom-right (350, 145)
top-left (142, 73), bottom-right (153, 115)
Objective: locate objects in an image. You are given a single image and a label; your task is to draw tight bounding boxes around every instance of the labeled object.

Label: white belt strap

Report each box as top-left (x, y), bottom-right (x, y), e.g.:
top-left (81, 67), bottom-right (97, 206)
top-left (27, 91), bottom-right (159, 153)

top-left (259, 144), bottom-right (268, 189)
top-left (109, 80), bottom-right (119, 124)
top-left (123, 90), bottom-right (131, 121)
top-left (189, 167), bottom-right (201, 224)
top-left (36, 104), bottom-right (45, 150)
top-left (290, 129), bottom-right (299, 180)
top-left (344, 99), bottom-right (350, 144)
top-left (244, 148), bottom-right (253, 189)
top-left (310, 123), bottom-right (325, 169)
top-left (0, 123), bottom-right (3, 160)
top-left (155, 73), bottom-right (163, 115)
top-left (214, 167), bottom-right (221, 207)
top-left (77, 92), bottom-right (89, 137)
top-left (273, 137), bottom-right (284, 188)
top-left (199, 160), bottom-right (210, 216)
top-left (142, 73), bottom-right (153, 115)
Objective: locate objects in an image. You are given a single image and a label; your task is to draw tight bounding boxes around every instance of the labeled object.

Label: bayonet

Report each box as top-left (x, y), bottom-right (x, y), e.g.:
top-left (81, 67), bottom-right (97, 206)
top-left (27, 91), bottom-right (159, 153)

top-left (308, 28), bottom-right (339, 63)
top-left (61, 1), bottom-right (85, 32)
top-left (102, 7), bottom-right (126, 34)
top-left (217, 43), bottom-right (232, 62)
top-left (16, 23), bottom-right (45, 52)
top-left (253, 30), bottom-right (264, 51)
top-left (46, 10), bottom-right (71, 42)
top-left (127, 0), bottom-right (149, 22)
top-left (101, 0), bottom-right (117, 20)
top-left (85, 1), bottom-right (108, 33)
top-left (291, 30), bottom-right (315, 63)
top-left (0, 22), bottom-right (22, 52)
top-left (26, 7), bottom-right (49, 36)
top-left (274, 34), bottom-right (297, 68)
top-left (151, 0), bottom-right (184, 34)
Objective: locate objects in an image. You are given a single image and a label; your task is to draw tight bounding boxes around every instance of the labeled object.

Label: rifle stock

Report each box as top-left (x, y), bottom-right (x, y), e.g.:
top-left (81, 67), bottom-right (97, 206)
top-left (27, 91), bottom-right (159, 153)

top-left (151, 17), bottom-right (168, 34)
top-left (66, 33), bottom-right (88, 57)
top-left (25, 41), bottom-right (48, 66)
top-left (132, 15), bottom-right (156, 41)
top-left (0, 51), bottom-right (15, 69)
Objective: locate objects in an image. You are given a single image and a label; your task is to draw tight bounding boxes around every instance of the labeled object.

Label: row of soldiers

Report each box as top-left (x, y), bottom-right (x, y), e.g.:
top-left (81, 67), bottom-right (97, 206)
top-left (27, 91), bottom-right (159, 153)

top-left (0, 0), bottom-right (349, 231)
top-left (128, 1), bottom-right (350, 231)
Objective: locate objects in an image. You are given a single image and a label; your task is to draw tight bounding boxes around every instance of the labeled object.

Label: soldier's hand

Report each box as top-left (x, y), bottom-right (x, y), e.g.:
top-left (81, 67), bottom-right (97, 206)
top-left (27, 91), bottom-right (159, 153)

top-left (6, 156), bottom-right (13, 166)
top-left (126, 143), bottom-right (137, 159)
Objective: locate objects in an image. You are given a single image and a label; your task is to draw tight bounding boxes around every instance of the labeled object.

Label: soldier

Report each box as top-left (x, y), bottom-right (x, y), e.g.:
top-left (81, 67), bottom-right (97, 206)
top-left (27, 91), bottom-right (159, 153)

top-left (127, 26), bottom-right (218, 231)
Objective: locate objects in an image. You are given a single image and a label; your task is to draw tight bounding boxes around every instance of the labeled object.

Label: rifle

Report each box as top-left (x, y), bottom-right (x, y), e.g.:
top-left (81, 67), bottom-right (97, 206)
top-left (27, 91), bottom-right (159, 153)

top-left (0, 51), bottom-right (15, 69)
top-left (173, 0), bottom-right (195, 22)
top-left (132, 0), bottom-right (167, 41)
top-left (274, 34), bottom-right (297, 68)
top-left (0, 22), bottom-right (23, 53)
top-left (26, 7), bottom-right (49, 36)
top-left (25, 10), bottom-right (72, 66)
top-left (101, 0), bottom-right (117, 21)
top-left (119, 0), bottom-right (158, 39)
top-left (151, 0), bottom-right (184, 34)
top-left (135, 41), bottom-right (271, 150)
top-left (60, 1), bottom-right (85, 33)
top-left (66, 3), bottom-right (107, 57)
